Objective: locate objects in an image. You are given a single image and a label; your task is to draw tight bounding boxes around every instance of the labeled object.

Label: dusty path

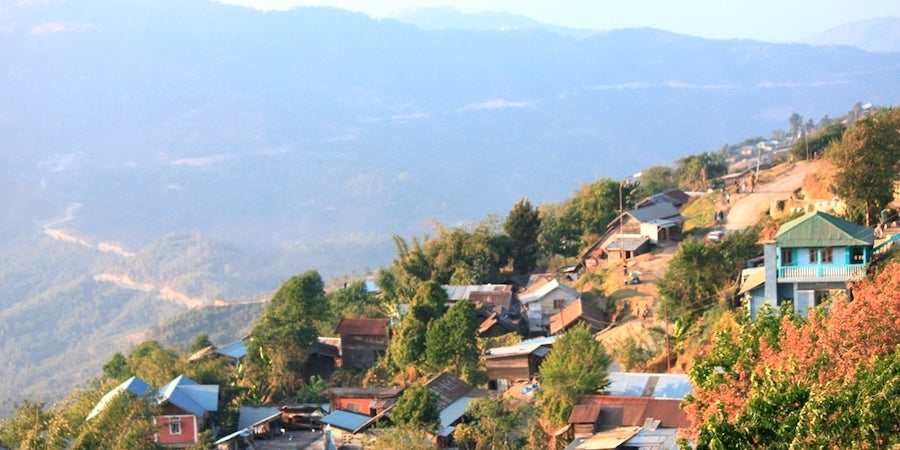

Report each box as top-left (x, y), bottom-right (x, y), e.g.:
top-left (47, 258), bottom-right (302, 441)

top-left (725, 161), bottom-right (818, 231)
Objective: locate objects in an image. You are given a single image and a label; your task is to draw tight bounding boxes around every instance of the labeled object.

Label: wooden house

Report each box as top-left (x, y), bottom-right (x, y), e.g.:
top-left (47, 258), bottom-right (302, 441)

top-left (320, 387), bottom-right (402, 416)
top-left (334, 317), bottom-right (390, 369)
top-left (518, 278), bottom-right (581, 335)
top-left (548, 298), bottom-right (608, 335)
top-left (568, 403), bottom-right (603, 438)
top-left (483, 336), bottom-right (556, 391)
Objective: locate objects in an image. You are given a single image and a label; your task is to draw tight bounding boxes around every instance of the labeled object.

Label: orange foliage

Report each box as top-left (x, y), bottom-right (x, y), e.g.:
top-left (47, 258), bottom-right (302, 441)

top-left (685, 262), bottom-right (900, 439)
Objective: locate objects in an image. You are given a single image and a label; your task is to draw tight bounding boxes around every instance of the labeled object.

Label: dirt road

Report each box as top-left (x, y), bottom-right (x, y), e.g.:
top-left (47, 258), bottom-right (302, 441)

top-left (724, 161), bottom-right (818, 231)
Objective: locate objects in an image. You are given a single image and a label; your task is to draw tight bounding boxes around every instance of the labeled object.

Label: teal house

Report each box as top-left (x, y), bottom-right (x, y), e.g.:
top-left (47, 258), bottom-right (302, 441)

top-left (740, 211), bottom-right (874, 318)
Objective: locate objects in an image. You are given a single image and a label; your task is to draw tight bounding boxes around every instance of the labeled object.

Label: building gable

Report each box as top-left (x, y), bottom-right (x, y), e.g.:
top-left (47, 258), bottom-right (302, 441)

top-left (776, 211), bottom-right (874, 248)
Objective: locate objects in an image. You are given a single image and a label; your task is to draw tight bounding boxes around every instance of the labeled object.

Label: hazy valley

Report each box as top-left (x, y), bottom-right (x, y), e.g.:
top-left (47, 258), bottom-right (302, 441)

top-left (2, 0), bottom-right (900, 414)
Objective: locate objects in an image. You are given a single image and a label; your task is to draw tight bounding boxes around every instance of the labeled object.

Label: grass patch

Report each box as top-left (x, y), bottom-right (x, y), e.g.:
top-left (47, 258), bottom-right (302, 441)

top-left (682, 193), bottom-right (719, 233)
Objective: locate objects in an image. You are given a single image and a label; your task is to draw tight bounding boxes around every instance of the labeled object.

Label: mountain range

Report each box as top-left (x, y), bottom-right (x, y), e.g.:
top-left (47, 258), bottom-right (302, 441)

top-left (1, 0), bottom-right (900, 415)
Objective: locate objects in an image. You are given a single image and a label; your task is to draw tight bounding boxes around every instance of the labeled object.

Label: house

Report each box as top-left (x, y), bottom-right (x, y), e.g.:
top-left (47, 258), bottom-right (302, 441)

top-left (568, 403), bottom-right (603, 438)
top-left (424, 372), bottom-right (490, 447)
top-left (237, 405), bottom-right (282, 439)
top-left (88, 375), bottom-right (219, 449)
top-left (154, 375), bottom-right (220, 447)
top-left (740, 211), bottom-right (874, 319)
top-left (321, 387), bottom-right (402, 416)
top-left (548, 298), bottom-right (608, 335)
top-left (444, 284), bottom-right (524, 336)
top-left (483, 336), bottom-right (556, 392)
top-left (581, 203), bottom-right (685, 269)
top-left (333, 317), bottom-right (390, 369)
top-left (634, 189), bottom-right (691, 209)
top-left (561, 372), bottom-right (693, 449)
top-left (280, 403), bottom-right (329, 431)
top-left (518, 278), bottom-right (581, 334)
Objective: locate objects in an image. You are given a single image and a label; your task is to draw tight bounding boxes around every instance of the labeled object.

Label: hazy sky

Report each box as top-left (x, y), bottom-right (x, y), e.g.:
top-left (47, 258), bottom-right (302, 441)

top-left (218, 0), bottom-right (900, 42)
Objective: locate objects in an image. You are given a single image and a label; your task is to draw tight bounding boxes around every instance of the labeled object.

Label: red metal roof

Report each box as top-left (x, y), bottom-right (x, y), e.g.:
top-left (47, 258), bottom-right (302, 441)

top-left (568, 403), bottom-right (603, 424)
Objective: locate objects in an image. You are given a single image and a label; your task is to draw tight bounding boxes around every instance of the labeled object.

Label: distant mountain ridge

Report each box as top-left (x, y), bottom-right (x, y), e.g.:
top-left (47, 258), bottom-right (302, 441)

top-left (804, 17), bottom-right (900, 52)
top-left (2, 0), bottom-right (900, 416)
top-left (388, 6), bottom-right (598, 38)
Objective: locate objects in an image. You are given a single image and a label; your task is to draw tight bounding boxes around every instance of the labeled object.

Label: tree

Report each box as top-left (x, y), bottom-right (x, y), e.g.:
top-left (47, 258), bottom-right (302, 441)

top-left (102, 352), bottom-right (130, 381)
top-left (790, 121), bottom-right (846, 161)
top-left (0, 400), bottom-right (52, 449)
top-left (425, 300), bottom-right (480, 379)
top-left (789, 112), bottom-right (803, 138)
top-left (243, 270), bottom-right (328, 401)
top-left (827, 108), bottom-right (900, 226)
top-left (675, 152), bottom-right (726, 191)
top-left (391, 383), bottom-right (440, 432)
top-left (455, 397), bottom-right (532, 450)
top-left (684, 263), bottom-right (900, 448)
top-left (127, 341), bottom-right (182, 387)
top-left (658, 229), bottom-right (760, 322)
top-left (328, 281), bottom-right (382, 320)
top-left (189, 333), bottom-right (213, 353)
top-left (636, 165), bottom-right (677, 197)
top-left (72, 391), bottom-right (162, 450)
top-left (504, 198), bottom-right (541, 273)
top-left (537, 322), bottom-right (611, 426)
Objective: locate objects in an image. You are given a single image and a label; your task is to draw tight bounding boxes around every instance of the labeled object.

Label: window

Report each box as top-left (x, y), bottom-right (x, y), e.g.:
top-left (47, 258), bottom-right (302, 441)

top-left (821, 247), bottom-right (833, 263)
top-left (169, 419), bottom-right (181, 435)
top-left (553, 299), bottom-right (566, 310)
top-left (852, 247), bottom-right (865, 263)
top-left (808, 248), bottom-right (818, 263)
top-left (781, 248), bottom-right (794, 265)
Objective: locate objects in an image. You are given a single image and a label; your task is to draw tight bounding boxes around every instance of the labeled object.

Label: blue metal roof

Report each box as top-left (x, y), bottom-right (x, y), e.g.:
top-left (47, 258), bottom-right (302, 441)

top-left (215, 338), bottom-right (247, 360)
top-left (158, 375), bottom-right (219, 417)
top-left (605, 372), bottom-right (692, 399)
top-left (320, 410), bottom-right (372, 433)
top-left (87, 376), bottom-right (154, 421)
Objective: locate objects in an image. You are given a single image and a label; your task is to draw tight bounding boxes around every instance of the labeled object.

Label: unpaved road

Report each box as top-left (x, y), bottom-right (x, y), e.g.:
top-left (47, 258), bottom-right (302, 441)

top-left (725, 161), bottom-right (819, 231)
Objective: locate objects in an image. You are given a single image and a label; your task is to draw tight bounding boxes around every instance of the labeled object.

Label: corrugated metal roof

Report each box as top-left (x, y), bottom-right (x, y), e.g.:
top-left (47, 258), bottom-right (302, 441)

top-left (738, 267), bottom-right (766, 296)
top-left (549, 299), bottom-right (608, 335)
top-left (443, 284), bottom-right (511, 301)
top-left (215, 338), bottom-right (247, 360)
top-left (606, 372), bottom-right (692, 399)
top-left (564, 426), bottom-right (642, 450)
top-left (776, 211), bottom-right (874, 248)
top-left (87, 376), bottom-right (154, 421)
top-left (578, 395), bottom-right (690, 429)
top-left (320, 410), bottom-right (372, 432)
top-left (628, 203), bottom-right (682, 223)
top-left (568, 403), bottom-right (602, 424)
top-left (334, 317), bottom-right (390, 336)
top-left (238, 406), bottom-right (281, 430)
top-left (158, 375), bottom-right (218, 417)
top-left (438, 396), bottom-right (476, 429)
top-left (519, 279), bottom-right (580, 305)
top-left (484, 336), bottom-right (557, 358)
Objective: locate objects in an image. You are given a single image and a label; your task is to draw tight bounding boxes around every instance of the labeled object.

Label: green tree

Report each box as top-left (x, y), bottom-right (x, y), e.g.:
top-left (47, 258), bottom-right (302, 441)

top-left (789, 112), bottom-right (803, 137)
top-left (504, 198), bottom-right (542, 273)
top-left (102, 351), bottom-right (131, 381)
top-left (563, 178), bottom-right (635, 238)
top-left (127, 341), bottom-right (182, 387)
top-left (658, 229), bottom-right (760, 323)
top-left (537, 323), bottom-right (612, 426)
top-left (0, 400), bottom-right (52, 449)
top-left (537, 202), bottom-right (581, 258)
top-left (189, 333), bottom-right (213, 353)
top-left (425, 300), bottom-right (480, 378)
top-left (636, 165), bottom-right (677, 197)
top-left (675, 152), bottom-right (727, 191)
top-left (328, 280), bottom-right (382, 320)
top-left (72, 391), bottom-right (162, 450)
top-left (389, 316), bottom-right (428, 369)
top-left (391, 383), bottom-right (440, 432)
top-left (827, 108), bottom-right (900, 226)
top-left (790, 121), bottom-right (846, 161)
top-left (455, 397), bottom-right (532, 450)
top-left (244, 270), bottom-right (328, 402)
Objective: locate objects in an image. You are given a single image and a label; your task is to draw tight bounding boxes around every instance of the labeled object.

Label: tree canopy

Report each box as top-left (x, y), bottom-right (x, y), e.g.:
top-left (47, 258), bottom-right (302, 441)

top-left (826, 108), bottom-right (900, 226)
top-left (504, 198), bottom-right (541, 273)
top-left (685, 263), bottom-right (900, 448)
top-left (537, 322), bottom-right (612, 426)
top-left (390, 383), bottom-right (440, 432)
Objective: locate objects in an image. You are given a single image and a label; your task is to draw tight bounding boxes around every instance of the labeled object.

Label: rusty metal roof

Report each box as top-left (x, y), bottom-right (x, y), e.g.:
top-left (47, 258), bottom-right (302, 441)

top-left (568, 403), bottom-right (603, 424)
top-left (334, 317), bottom-right (390, 336)
top-left (577, 395), bottom-right (690, 429)
top-left (549, 299), bottom-right (609, 335)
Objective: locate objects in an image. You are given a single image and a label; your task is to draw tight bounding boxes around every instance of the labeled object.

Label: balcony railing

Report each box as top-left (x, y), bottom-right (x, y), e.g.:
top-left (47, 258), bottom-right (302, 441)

top-left (778, 264), bottom-right (866, 280)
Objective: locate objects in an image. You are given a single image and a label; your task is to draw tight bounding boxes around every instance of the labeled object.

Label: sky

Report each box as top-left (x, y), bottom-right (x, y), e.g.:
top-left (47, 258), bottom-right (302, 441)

top-left (217, 0), bottom-right (900, 42)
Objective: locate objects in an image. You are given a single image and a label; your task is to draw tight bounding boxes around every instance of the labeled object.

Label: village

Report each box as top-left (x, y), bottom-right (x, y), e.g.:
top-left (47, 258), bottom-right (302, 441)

top-left (79, 135), bottom-right (900, 449)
